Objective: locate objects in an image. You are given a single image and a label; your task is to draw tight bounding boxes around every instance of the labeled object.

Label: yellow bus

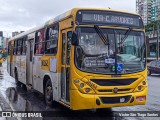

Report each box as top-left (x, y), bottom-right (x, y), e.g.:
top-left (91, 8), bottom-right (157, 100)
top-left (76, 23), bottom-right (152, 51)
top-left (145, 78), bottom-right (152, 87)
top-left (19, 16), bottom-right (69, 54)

top-left (7, 8), bottom-right (148, 110)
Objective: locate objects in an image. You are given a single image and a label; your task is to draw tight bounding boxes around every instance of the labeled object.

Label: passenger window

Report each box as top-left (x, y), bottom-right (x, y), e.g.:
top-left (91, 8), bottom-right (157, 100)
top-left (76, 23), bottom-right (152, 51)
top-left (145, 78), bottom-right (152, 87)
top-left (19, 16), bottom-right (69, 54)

top-left (8, 42), bottom-right (11, 55)
top-left (13, 40), bottom-right (17, 55)
top-left (17, 39), bottom-right (22, 55)
top-left (22, 37), bottom-right (27, 55)
top-left (45, 24), bottom-right (59, 54)
top-left (35, 29), bottom-right (45, 55)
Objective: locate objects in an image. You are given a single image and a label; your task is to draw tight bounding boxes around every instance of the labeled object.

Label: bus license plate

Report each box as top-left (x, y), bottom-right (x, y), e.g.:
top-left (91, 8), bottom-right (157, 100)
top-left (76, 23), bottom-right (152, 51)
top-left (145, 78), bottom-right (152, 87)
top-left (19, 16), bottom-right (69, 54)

top-left (120, 98), bottom-right (125, 103)
top-left (105, 58), bottom-right (115, 64)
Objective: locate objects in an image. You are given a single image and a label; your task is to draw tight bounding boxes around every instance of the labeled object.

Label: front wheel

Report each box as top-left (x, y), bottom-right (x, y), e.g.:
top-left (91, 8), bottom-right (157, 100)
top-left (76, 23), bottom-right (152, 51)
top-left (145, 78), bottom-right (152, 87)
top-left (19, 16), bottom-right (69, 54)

top-left (45, 79), bottom-right (54, 107)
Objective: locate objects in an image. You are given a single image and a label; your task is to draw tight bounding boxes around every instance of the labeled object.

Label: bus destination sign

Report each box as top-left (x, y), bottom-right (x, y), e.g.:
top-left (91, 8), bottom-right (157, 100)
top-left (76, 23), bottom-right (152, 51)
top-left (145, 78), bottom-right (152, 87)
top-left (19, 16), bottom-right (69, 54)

top-left (76, 10), bottom-right (143, 28)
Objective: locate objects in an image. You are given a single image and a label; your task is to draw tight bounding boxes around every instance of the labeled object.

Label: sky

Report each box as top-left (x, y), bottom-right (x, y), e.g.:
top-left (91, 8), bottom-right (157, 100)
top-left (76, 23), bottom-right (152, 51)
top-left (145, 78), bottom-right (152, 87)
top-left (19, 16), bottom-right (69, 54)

top-left (0, 0), bottom-right (136, 37)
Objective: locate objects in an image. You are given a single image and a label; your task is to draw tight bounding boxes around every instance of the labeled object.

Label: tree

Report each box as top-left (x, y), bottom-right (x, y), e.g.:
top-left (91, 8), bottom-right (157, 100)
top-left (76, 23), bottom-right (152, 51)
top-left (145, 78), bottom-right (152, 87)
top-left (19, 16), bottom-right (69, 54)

top-left (145, 20), bottom-right (160, 32)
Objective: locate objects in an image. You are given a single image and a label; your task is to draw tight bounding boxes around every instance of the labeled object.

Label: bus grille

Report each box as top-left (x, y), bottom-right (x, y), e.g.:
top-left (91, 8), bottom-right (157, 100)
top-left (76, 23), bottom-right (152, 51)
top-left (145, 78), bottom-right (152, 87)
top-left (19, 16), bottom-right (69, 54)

top-left (98, 88), bottom-right (131, 93)
top-left (91, 78), bottom-right (137, 86)
top-left (100, 95), bottom-right (131, 104)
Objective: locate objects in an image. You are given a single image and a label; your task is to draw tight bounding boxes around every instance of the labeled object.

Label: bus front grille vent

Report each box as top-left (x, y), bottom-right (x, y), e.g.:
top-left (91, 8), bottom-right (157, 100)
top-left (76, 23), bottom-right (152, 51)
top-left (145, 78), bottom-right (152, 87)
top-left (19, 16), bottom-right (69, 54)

top-left (98, 88), bottom-right (131, 93)
top-left (91, 78), bottom-right (137, 86)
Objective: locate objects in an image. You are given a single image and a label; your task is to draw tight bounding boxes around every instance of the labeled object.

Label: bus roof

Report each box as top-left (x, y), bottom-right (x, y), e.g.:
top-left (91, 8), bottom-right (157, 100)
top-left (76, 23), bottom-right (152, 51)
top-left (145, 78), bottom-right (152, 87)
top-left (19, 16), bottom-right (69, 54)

top-left (9, 8), bottom-right (140, 41)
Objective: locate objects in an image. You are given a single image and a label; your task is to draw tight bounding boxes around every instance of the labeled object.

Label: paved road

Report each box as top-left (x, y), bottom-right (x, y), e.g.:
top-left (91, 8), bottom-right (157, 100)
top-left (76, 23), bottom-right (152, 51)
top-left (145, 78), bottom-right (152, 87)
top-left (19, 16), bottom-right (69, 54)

top-left (0, 63), bottom-right (160, 120)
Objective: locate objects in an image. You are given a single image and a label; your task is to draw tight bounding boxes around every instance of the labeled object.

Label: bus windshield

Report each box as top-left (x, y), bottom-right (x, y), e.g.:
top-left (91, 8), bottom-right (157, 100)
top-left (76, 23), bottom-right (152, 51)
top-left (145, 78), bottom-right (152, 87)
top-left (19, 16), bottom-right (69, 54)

top-left (75, 27), bottom-right (146, 74)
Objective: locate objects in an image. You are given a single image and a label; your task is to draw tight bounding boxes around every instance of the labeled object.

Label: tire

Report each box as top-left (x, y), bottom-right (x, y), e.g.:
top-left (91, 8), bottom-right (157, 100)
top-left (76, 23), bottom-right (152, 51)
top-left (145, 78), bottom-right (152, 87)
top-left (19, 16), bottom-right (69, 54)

top-left (45, 79), bottom-right (54, 107)
top-left (147, 69), bottom-right (151, 76)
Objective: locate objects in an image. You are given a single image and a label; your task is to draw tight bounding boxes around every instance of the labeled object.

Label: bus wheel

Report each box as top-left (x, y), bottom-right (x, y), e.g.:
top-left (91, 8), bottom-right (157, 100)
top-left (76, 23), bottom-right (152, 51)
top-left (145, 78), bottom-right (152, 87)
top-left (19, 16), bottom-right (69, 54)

top-left (14, 70), bottom-right (20, 86)
top-left (45, 79), bottom-right (53, 107)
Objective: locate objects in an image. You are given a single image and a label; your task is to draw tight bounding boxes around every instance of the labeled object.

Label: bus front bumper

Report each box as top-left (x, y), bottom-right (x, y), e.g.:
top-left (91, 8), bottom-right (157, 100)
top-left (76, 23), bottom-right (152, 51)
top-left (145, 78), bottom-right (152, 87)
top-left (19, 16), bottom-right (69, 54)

top-left (70, 87), bottom-right (147, 110)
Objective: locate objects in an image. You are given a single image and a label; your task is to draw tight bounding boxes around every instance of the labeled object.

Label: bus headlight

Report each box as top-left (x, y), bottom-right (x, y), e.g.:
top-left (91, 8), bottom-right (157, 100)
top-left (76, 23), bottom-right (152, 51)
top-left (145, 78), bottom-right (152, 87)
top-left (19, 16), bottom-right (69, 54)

top-left (138, 86), bottom-right (141, 91)
top-left (80, 83), bottom-right (84, 88)
top-left (142, 81), bottom-right (146, 85)
top-left (85, 88), bottom-right (90, 93)
top-left (74, 79), bottom-right (95, 94)
top-left (74, 79), bottom-right (79, 83)
top-left (134, 80), bottom-right (147, 92)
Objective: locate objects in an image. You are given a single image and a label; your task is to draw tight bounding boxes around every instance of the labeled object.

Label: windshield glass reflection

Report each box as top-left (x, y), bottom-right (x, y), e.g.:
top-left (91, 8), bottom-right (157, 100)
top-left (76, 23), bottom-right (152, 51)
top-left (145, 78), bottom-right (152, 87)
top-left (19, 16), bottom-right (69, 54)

top-left (75, 27), bottom-right (146, 74)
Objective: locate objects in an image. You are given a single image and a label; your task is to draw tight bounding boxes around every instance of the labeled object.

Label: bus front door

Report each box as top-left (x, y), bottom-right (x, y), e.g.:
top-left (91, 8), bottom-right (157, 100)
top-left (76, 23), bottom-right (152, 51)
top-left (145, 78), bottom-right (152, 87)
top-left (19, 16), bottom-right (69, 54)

top-left (61, 30), bottom-right (72, 103)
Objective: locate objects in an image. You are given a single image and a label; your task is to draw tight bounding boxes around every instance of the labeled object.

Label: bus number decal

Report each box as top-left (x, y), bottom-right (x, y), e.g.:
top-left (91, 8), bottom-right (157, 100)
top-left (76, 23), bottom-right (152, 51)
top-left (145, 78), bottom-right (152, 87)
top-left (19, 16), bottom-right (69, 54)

top-left (86, 80), bottom-right (97, 90)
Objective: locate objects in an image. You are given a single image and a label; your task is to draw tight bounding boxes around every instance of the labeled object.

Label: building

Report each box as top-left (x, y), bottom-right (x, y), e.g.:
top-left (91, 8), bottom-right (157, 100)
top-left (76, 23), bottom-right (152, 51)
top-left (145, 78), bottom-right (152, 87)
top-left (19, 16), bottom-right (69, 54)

top-left (136, 0), bottom-right (160, 25)
top-left (151, 0), bottom-right (160, 21)
top-left (12, 32), bottom-right (19, 37)
top-left (0, 31), bottom-right (9, 49)
top-left (0, 31), bottom-right (3, 37)
top-left (136, 0), bottom-right (152, 25)
top-left (146, 29), bottom-right (160, 61)
top-left (137, 0), bottom-right (160, 61)
top-left (12, 31), bottom-right (24, 37)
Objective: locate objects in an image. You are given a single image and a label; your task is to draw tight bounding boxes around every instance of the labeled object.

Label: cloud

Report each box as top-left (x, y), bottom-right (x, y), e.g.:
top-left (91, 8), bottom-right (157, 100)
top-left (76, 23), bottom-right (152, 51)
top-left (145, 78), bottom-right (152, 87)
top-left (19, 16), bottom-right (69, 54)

top-left (0, 0), bottom-right (136, 37)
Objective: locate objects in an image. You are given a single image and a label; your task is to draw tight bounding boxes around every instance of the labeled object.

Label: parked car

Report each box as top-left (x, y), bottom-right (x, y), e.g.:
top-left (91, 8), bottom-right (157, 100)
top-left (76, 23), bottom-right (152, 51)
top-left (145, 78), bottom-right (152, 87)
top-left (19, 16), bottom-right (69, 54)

top-left (147, 60), bottom-right (160, 75)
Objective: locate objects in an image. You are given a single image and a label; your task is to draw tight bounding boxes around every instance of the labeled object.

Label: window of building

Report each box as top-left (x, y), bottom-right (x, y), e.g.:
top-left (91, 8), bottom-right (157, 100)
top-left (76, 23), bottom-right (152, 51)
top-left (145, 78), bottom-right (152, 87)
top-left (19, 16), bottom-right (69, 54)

top-left (45, 24), bottom-right (59, 54)
top-left (148, 42), bottom-right (160, 58)
top-left (35, 29), bottom-right (45, 55)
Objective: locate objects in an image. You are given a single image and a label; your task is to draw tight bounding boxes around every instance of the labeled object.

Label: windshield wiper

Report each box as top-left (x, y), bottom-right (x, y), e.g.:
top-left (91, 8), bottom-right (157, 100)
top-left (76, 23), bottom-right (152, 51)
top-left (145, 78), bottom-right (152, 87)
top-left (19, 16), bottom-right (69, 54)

top-left (118, 27), bottom-right (132, 45)
top-left (94, 25), bottom-right (110, 45)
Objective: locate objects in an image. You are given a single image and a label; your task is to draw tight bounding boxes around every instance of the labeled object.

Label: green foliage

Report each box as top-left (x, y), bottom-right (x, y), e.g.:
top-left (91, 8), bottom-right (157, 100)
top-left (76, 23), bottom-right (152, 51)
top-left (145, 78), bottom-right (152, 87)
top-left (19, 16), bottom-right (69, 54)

top-left (145, 20), bottom-right (160, 32)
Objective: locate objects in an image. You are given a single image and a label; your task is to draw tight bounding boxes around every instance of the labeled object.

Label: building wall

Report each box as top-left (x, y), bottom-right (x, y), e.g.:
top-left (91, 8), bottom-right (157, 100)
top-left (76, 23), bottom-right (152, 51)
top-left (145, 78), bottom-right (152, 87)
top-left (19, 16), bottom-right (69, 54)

top-left (146, 31), bottom-right (160, 59)
top-left (136, 0), bottom-right (160, 24)
top-left (136, 0), bottom-right (151, 25)
top-left (151, 0), bottom-right (160, 21)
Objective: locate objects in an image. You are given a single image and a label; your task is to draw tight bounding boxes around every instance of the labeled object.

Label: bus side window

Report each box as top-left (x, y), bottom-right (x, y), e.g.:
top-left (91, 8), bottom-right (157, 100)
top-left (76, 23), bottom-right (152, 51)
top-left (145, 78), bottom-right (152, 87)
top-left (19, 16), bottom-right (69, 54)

top-left (8, 42), bottom-right (11, 55)
top-left (17, 39), bottom-right (22, 55)
top-left (35, 29), bottom-right (45, 55)
top-left (45, 24), bottom-right (59, 55)
top-left (22, 37), bottom-right (27, 55)
top-left (13, 40), bottom-right (17, 55)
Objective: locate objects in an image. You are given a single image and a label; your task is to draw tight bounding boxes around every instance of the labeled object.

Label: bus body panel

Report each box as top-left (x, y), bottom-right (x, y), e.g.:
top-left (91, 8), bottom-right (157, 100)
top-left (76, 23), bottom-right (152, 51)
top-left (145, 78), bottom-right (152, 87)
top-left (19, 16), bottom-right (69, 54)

top-left (41, 55), bottom-right (61, 101)
top-left (32, 56), bottom-right (42, 91)
top-left (20, 55), bottom-right (27, 84)
top-left (26, 33), bottom-right (35, 87)
top-left (70, 87), bottom-right (147, 110)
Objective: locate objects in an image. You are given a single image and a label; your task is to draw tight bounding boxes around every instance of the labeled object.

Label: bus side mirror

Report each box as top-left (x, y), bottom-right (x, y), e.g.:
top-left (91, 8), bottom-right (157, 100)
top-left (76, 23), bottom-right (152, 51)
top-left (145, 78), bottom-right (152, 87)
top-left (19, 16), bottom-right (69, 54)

top-left (71, 32), bottom-right (78, 46)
